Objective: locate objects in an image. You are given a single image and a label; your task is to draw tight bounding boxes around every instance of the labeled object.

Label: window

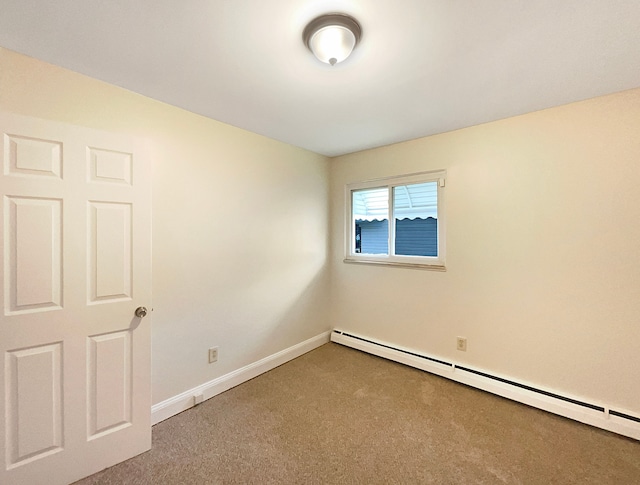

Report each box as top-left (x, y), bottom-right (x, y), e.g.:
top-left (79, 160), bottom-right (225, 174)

top-left (345, 170), bottom-right (446, 269)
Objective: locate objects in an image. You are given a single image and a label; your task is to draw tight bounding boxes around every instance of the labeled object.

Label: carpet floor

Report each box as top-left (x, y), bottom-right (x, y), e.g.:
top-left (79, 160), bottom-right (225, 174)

top-left (75, 343), bottom-right (640, 484)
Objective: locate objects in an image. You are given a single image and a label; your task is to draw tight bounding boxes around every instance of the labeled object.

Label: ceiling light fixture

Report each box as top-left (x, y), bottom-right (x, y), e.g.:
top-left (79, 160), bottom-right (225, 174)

top-left (303, 13), bottom-right (362, 66)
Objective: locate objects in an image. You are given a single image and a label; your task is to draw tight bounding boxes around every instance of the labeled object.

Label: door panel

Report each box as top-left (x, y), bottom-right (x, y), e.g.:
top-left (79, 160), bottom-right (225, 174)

top-left (5, 196), bottom-right (63, 314)
top-left (0, 112), bottom-right (151, 485)
top-left (6, 342), bottom-right (63, 469)
top-left (88, 201), bottom-right (132, 303)
top-left (87, 330), bottom-right (132, 439)
top-left (88, 147), bottom-right (132, 185)
top-left (4, 134), bottom-right (63, 179)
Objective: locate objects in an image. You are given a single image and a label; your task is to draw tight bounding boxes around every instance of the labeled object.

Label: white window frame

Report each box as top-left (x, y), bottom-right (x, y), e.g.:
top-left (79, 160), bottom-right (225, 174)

top-left (344, 170), bottom-right (446, 270)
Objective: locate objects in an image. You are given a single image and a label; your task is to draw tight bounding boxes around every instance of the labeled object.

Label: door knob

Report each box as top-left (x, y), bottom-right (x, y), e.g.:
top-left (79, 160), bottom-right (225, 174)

top-left (135, 306), bottom-right (148, 318)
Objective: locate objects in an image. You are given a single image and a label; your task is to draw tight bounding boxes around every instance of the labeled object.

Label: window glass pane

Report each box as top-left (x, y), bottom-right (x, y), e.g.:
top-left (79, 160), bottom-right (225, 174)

top-left (352, 188), bottom-right (388, 255)
top-left (393, 182), bottom-right (438, 257)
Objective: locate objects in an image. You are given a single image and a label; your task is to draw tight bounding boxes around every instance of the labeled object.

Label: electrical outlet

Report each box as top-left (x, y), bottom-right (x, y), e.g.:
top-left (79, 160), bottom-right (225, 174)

top-left (456, 337), bottom-right (467, 352)
top-left (208, 347), bottom-right (218, 363)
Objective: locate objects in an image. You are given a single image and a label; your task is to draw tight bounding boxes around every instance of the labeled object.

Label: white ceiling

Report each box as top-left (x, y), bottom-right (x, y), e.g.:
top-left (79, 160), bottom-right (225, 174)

top-left (1, 1), bottom-right (639, 157)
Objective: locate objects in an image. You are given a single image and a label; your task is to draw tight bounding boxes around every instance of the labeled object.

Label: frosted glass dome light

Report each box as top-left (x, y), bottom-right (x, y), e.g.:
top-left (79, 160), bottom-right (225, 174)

top-left (303, 14), bottom-right (362, 66)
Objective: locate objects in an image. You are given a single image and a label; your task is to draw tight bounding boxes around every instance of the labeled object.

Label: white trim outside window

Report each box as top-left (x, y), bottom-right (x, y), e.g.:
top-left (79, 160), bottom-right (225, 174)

top-left (344, 170), bottom-right (446, 270)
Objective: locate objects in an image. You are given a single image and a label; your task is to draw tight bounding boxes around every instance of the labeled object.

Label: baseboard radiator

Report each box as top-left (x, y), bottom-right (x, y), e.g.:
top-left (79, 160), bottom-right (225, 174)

top-left (331, 329), bottom-right (640, 441)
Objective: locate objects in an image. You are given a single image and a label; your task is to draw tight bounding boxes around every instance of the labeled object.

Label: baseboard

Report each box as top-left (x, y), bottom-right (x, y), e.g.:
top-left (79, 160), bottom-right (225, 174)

top-left (151, 331), bottom-right (331, 425)
top-left (331, 329), bottom-right (640, 441)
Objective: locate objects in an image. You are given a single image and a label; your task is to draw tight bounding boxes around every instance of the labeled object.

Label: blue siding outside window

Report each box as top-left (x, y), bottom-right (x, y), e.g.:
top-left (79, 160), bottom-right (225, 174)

top-left (355, 219), bottom-right (388, 254)
top-left (356, 218), bottom-right (438, 256)
top-left (395, 217), bottom-right (438, 256)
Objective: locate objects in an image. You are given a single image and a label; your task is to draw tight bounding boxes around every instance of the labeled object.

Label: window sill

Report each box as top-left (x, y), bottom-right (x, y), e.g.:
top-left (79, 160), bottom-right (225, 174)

top-left (343, 257), bottom-right (446, 271)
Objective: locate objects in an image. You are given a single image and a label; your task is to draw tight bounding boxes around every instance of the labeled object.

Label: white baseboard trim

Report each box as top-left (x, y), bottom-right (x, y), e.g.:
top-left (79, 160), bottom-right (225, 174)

top-left (151, 331), bottom-right (331, 425)
top-left (331, 329), bottom-right (640, 441)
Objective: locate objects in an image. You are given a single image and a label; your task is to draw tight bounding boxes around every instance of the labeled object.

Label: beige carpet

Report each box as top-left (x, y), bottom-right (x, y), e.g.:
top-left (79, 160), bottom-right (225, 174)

top-left (75, 343), bottom-right (640, 484)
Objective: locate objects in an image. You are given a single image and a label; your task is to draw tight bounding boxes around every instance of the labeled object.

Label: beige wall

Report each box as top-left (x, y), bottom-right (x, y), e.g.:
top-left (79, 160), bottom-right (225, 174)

top-left (3, 46), bottom-right (639, 415)
top-left (0, 48), bottom-right (331, 404)
top-left (330, 89), bottom-right (640, 412)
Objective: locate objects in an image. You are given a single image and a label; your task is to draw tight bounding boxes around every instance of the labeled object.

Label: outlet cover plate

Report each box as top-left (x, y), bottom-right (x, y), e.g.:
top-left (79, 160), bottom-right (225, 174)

top-left (456, 337), bottom-right (467, 352)
top-left (208, 347), bottom-right (218, 363)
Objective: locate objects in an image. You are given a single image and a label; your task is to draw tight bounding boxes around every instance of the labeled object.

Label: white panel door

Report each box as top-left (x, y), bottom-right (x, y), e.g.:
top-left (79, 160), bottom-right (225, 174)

top-left (0, 112), bottom-right (152, 485)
